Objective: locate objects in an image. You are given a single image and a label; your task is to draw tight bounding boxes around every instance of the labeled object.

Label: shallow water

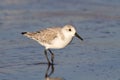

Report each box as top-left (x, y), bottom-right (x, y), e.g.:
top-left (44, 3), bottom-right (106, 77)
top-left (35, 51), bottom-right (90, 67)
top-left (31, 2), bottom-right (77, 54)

top-left (0, 0), bottom-right (120, 80)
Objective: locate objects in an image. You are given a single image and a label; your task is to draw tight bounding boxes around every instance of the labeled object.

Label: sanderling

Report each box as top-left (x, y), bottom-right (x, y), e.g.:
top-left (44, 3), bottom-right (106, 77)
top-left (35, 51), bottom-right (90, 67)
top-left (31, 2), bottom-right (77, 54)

top-left (21, 24), bottom-right (83, 64)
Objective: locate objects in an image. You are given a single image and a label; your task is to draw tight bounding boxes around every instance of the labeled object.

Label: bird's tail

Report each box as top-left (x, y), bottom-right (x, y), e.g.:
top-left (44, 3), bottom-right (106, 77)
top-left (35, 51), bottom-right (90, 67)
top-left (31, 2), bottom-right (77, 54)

top-left (21, 32), bottom-right (33, 38)
top-left (21, 32), bottom-right (38, 41)
top-left (21, 32), bottom-right (27, 35)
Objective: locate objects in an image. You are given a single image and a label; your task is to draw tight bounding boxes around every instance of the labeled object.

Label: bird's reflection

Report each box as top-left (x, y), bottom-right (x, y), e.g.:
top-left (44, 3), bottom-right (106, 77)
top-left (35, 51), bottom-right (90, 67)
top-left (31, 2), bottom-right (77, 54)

top-left (45, 64), bottom-right (64, 80)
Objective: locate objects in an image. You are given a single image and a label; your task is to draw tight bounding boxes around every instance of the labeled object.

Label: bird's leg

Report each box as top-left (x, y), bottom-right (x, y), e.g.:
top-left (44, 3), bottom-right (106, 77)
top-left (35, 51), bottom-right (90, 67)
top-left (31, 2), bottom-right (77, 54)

top-left (45, 63), bottom-right (54, 78)
top-left (48, 49), bottom-right (54, 64)
top-left (44, 49), bottom-right (51, 64)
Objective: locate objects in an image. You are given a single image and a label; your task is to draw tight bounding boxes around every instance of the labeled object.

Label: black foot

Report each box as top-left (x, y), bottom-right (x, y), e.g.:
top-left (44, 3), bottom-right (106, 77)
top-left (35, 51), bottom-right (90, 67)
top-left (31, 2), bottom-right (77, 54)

top-left (48, 62), bottom-right (54, 65)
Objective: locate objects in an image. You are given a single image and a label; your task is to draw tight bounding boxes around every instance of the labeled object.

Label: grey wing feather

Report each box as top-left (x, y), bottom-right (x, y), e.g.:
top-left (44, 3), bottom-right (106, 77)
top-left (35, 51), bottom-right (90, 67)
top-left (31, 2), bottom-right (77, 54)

top-left (23, 28), bottom-right (59, 44)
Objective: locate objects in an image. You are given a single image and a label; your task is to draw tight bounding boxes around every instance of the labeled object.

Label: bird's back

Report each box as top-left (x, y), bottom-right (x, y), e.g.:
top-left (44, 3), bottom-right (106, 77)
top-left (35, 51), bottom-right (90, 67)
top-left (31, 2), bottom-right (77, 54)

top-left (21, 27), bottom-right (63, 44)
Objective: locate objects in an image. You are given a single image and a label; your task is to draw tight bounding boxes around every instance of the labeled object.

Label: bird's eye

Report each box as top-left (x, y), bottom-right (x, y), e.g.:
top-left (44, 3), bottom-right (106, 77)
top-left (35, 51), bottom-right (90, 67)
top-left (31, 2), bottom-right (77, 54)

top-left (68, 29), bottom-right (71, 31)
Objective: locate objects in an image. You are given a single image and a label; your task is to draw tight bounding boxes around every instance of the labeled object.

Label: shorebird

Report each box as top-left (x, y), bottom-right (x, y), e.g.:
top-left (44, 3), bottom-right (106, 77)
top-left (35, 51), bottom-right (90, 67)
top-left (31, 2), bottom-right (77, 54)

top-left (21, 24), bottom-right (83, 64)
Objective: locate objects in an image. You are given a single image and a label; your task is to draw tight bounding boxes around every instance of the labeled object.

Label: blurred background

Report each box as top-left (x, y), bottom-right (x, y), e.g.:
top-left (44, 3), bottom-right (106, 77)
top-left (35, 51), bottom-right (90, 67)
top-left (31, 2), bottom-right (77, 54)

top-left (0, 0), bottom-right (120, 80)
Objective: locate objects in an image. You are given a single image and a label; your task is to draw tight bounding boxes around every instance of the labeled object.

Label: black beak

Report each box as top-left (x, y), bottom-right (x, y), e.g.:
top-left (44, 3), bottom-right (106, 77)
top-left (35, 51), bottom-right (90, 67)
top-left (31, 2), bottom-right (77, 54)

top-left (75, 33), bottom-right (83, 41)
